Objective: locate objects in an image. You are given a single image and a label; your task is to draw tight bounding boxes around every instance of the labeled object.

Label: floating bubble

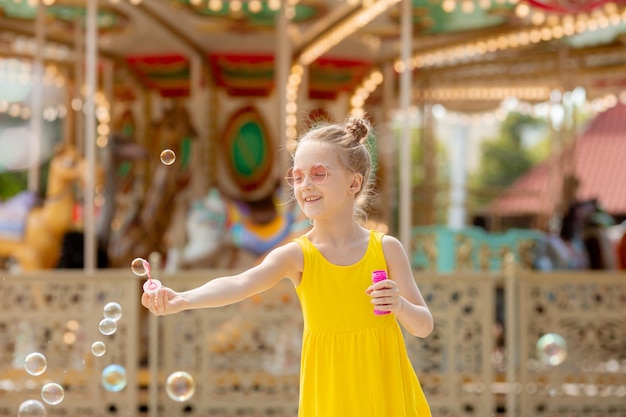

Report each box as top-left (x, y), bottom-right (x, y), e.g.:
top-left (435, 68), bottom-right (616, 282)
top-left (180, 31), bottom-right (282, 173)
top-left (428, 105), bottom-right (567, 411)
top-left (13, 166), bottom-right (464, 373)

top-left (98, 318), bottom-right (117, 336)
top-left (101, 364), bottom-right (127, 392)
top-left (160, 149), bottom-right (176, 165)
top-left (130, 257), bottom-right (149, 276)
top-left (17, 399), bottom-right (46, 417)
top-left (165, 371), bottom-right (196, 402)
top-left (103, 302), bottom-right (123, 321)
top-left (91, 341), bottom-right (106, 357)
top-left (41, 382), bottom-right (64, 405)
top-left (536, 333), bottom-right (567, 366)
top-left (24, 352), bottom-right (47, 376)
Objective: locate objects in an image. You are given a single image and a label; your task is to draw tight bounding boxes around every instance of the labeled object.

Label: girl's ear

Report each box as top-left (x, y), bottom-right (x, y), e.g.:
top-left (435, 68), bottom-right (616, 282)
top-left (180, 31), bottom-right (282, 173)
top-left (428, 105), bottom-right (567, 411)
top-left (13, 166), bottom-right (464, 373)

top-left (350, 173), bottom-right (363, 193)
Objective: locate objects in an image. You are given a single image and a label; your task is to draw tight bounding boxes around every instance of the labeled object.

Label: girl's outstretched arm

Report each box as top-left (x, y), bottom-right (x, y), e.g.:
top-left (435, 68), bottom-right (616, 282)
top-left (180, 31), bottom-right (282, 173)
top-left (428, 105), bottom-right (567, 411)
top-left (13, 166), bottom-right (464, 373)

top-left (368, 235), bottom-right (434, 338)
top-left (142, 242), bottom-right (303, 316)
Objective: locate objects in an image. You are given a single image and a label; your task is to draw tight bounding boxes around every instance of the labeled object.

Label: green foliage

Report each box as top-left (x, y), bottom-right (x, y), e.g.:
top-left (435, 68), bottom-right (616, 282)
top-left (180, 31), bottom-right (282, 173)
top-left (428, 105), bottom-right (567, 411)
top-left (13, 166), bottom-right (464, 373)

top-left (0, 171), bottom-right (28, 200)
top-left (474, 112), bottom-right (547, 194)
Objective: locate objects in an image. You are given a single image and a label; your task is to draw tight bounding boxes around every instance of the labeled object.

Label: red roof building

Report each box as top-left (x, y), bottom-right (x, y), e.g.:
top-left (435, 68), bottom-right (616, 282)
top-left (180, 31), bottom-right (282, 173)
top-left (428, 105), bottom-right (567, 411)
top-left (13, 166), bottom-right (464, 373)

top-left (492, 103), bottom-right (626, 217)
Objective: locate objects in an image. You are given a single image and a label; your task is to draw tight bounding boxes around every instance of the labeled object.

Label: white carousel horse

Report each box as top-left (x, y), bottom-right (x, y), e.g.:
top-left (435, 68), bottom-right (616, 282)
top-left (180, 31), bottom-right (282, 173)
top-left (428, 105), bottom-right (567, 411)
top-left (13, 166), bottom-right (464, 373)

top-left (174, 186), bottom-right (310, 270)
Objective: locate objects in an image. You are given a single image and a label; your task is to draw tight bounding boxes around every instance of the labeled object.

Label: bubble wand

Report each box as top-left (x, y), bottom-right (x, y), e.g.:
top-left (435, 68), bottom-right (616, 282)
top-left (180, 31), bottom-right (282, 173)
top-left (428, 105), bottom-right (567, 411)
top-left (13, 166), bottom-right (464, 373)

top-left (132, 257), bottom-right (162, 294)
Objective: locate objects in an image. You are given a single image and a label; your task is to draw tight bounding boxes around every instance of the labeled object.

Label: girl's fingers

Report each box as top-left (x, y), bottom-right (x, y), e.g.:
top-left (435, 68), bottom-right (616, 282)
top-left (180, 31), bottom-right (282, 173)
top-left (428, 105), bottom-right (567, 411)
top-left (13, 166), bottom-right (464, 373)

top-left (141, 291), bottom-right (161, 315)
top-left (154, 289), bottom-right (164, 314)
top-left (141, 293), bottom-right (149, 308)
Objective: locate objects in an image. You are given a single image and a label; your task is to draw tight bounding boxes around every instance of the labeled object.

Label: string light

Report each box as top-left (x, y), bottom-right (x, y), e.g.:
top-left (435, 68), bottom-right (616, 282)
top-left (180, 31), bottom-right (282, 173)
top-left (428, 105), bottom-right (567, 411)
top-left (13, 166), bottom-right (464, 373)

top-left (300, 0), bottom-right (401, 65)
top-left (285, 64), bottom-right (303, 143)
top-left (396, 3), bottom-right (626, 72)
top-left (349, 69), bottom-right (383, 117)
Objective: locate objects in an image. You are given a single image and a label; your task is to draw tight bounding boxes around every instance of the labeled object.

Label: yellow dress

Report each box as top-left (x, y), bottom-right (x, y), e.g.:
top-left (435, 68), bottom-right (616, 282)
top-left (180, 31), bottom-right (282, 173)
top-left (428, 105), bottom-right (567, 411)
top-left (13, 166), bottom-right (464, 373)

top-left (294, 230), bottom-right (431, 417)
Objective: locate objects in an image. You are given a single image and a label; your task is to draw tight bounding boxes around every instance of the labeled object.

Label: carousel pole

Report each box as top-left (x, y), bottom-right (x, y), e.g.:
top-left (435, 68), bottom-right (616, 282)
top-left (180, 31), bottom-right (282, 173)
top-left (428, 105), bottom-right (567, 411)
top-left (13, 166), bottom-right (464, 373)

top-left (276, 0), bottom-right (291, 179)
top-left (28, 0), bottom-right (46, 193)
top-left (84, 0), bottom-right (98, 273)
top-left (74, 16), bottom-right (84, 151)
top-left (398, 0), bottom-right (413, 250)
top-left (448, 124), bottom-right (468, 229)
top-left (381, 62), bottom-right (396, 229)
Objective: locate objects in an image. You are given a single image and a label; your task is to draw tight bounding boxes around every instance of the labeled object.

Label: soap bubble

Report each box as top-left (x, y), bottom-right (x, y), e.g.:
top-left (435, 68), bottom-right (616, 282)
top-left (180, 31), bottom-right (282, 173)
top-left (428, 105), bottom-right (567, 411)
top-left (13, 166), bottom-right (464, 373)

top-left (91, 341), bottom-right (106, 357)
top-left (24, 352), bottom-right (47, 376)
top-left (17, 399), bottom-right (46, 417)
top-left (101, 364), bottom-right (127, 392)
top-left (41, 382), bottom-right (64, 405)
top-left (98, 318), bottom-right (117, 336)
top-left (160, 149), bottom-right (176, 165)
top-left (130, 257), bottom-right (149, 276)
top-left (103, 302), bottom-right (123, 321)
top-left (165, 371), bottom-right (196, 402)
top-left (536, 333), bottom-right (567, 366)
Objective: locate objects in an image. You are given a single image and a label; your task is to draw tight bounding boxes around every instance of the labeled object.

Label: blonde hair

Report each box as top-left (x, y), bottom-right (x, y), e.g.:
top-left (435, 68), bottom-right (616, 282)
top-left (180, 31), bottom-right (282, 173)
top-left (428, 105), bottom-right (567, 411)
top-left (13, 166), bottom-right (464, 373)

top-left (288, 116), bottom-right (376, 222)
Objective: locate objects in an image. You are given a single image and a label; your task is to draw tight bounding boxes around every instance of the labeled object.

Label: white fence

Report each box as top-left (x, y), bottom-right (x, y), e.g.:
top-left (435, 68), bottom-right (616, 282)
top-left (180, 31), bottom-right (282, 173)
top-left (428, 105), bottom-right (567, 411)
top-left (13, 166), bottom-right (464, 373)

top-left (1, 267), bottom-right (625, 417)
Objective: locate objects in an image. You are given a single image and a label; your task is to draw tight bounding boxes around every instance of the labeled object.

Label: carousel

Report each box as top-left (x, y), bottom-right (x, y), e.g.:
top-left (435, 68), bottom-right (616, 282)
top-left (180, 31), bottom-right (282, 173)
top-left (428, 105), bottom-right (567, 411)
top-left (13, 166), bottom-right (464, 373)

top-left (0, 0), bottom-right (626, 416)
top-left (0, 0), bottom-right (625, 272)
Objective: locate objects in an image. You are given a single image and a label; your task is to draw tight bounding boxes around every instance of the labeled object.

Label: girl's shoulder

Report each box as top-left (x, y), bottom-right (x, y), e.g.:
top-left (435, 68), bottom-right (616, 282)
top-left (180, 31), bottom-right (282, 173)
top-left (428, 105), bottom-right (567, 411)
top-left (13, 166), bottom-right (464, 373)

top-left (266, 240), bottom-right (304, 285)
top-left (270, 240), bottom-right (304, 265)
top-left (380, 233), bottom-right (410, 266)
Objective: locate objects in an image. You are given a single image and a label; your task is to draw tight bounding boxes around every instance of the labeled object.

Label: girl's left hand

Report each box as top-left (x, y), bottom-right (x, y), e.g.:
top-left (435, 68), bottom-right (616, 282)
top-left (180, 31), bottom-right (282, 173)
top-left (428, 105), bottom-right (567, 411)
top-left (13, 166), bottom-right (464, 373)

top-left (365, 279), bottom-right (402, 313)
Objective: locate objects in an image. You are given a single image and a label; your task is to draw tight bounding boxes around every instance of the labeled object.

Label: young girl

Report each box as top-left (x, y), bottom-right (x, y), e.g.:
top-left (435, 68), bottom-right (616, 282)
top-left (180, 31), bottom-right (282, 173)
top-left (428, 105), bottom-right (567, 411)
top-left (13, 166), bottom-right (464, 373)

top-left (142, 116), bottom-right (433, 416)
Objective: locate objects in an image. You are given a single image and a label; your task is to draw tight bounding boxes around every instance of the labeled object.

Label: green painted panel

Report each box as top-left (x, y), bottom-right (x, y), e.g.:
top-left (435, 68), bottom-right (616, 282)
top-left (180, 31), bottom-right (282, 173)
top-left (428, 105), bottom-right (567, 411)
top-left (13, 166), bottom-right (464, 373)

top-left (231, 121), bottom-right (267, 177)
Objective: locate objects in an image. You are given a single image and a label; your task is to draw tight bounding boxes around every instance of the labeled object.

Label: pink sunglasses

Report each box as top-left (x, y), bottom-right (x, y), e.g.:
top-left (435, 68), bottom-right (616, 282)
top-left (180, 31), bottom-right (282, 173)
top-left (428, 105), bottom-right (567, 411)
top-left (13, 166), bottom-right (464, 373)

top-left (284, 163), bottom-right (351, 188)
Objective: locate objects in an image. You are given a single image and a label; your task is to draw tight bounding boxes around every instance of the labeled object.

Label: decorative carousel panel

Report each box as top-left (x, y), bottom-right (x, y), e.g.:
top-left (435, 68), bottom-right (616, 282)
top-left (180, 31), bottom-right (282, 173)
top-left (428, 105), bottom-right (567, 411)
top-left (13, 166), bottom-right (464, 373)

top-left (406, 275), bottom-right (496, 417)
top-left (0, 274), bottom-right (140, 417)
top-left (126, 54), bottom-right (191, 98)
top-left (161, 278), bottom-right (301, 417)
top-left (0, 0), bottom-right (128, 33)
top-left (178, 0), bottom-right (326, 27)
top-left (209, 53), bottom-right (275, 97)
top-left (308, 58), bottom-right (373, 100)
top-left (517, 272), bottom-right (626, 417)
top-left (221, 106), bottom-right (273, 193)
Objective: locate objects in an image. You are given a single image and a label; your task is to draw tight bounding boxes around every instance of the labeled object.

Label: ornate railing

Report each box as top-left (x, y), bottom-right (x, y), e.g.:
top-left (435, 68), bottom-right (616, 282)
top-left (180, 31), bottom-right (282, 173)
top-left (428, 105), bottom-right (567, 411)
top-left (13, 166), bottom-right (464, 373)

top-left (0, 270), bottom-right (139, 417)
top-left (1, 266), bottom-right (625, 417)
top-left (513, 271), bottom-right (626, 417)
top-left (411, 226), bottom-right (546, 272)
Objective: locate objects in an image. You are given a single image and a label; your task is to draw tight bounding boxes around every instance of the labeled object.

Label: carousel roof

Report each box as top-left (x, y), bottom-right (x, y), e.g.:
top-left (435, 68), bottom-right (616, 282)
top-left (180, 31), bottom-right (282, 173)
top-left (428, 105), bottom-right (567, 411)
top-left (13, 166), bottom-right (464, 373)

top-left (0, 0), bottom-right (625, 102)
top-left (491, 102), bottom-right (626, 216)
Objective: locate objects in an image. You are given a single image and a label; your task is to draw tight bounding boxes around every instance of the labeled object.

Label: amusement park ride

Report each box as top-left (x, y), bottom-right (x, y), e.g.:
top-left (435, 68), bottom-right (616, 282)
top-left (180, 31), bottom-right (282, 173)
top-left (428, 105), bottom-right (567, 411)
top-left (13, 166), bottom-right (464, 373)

top-left (1, 4), bottom-right (626, 417)
top-left (0, 0), bottom-right (625, 270)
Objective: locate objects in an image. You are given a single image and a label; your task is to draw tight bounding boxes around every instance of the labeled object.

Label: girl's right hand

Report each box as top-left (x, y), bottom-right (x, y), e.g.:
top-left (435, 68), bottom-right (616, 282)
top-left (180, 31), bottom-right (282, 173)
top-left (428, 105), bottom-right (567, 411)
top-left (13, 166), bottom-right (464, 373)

top-left (141, 287), bottom-right (188, 316)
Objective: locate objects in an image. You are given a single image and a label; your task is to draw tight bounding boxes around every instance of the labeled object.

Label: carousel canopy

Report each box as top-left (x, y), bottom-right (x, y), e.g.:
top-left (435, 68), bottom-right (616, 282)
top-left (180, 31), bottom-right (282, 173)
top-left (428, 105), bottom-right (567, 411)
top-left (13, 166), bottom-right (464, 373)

top-left (0, 0), bottom-right (625, 104)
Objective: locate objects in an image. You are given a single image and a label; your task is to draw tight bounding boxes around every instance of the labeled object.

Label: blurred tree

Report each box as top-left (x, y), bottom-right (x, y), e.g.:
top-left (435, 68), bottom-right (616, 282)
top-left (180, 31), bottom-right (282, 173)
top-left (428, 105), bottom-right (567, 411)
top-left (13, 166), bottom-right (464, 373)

top-left (0, 171), bottom-right (27, 199)
top-left (472, 112), bottom-right (547, 203)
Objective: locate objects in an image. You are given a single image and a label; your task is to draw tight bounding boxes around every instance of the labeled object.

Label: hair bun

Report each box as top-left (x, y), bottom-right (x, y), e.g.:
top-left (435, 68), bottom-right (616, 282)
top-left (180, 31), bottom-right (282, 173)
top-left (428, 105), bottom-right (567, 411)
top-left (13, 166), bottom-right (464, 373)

top-left (346, 117), bottom-right (369, 144)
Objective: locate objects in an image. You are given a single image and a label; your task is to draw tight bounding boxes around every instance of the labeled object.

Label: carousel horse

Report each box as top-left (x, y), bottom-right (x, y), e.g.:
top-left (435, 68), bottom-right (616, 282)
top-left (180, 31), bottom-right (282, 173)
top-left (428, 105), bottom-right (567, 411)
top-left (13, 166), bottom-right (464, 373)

top-left (107, 103), bottom-right (197, 268)
top-left (96, 134), bottom-right (147, 253)
top-left (581, 199), bottom-right (616, 270)
top-left (544, 199), bottom-right (616, 270)
top-left (178, 186), bottom-right (310, 269)
top-left (0, 144), bottom-right (89, 270)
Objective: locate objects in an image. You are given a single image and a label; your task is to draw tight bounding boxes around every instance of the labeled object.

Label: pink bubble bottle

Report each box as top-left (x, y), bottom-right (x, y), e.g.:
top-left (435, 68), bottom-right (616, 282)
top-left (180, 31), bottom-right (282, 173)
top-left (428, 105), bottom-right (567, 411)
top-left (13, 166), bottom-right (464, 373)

top-left (139, 259), bottom-right (161, 294)
top-left (372, 270), bottom-right (391, 315)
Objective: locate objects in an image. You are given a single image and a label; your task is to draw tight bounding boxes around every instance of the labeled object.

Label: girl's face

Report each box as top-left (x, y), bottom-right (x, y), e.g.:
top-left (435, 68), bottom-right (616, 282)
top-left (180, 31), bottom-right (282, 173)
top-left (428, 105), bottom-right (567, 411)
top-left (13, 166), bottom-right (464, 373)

top-left (291, 141), bottom-right (355, 221)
